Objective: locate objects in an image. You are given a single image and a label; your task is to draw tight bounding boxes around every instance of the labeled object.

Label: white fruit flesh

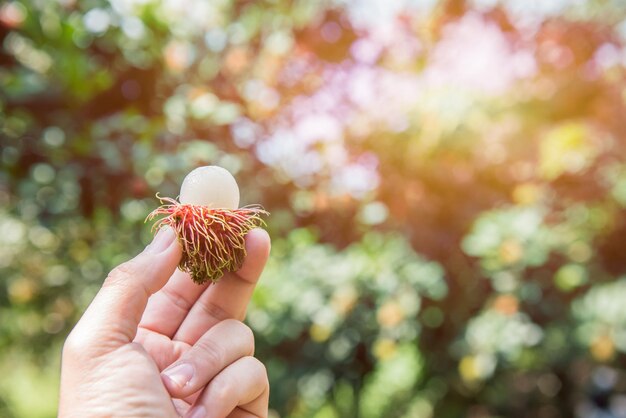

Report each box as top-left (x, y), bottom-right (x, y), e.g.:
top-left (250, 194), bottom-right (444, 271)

top-left (179, 166), bottom-right (240, 209)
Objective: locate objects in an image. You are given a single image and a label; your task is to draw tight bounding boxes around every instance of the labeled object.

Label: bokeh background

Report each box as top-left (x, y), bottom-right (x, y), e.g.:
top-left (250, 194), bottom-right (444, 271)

top-left (2, 0), bottom-right (626, 417)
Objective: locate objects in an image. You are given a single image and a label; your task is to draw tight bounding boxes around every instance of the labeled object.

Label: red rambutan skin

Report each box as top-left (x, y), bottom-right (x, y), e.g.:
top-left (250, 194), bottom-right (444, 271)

top-left (146, 196), bottom-right (268, 284)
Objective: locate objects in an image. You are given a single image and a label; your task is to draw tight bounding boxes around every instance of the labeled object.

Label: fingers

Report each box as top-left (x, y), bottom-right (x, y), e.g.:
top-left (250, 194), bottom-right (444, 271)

top-left (227, 408), bottom-right (265, 418)
top-left (185, 356), bottom-right (269, 418)
top-left (173, 229), bottom-right (271, 344)
top-left (161, 319), bottom-right (255, 400)
top-left (65, 227), bottom-right (181, 354)
top-left (139, 268), bottom-right (210, 338)
top-left (173, 399), bottom-right (192, 417)
top-left (134, 326), bottom-right (191, 371)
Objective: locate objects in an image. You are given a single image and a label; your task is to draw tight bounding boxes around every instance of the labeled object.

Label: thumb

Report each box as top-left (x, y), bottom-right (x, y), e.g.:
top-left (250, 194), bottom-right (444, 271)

top-left (67, 227), bottom-right (181, 354)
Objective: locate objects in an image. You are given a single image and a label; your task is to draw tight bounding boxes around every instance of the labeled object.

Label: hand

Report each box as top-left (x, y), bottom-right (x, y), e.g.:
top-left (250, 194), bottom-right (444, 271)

top-left (59, 227), bottom-right (271, 418)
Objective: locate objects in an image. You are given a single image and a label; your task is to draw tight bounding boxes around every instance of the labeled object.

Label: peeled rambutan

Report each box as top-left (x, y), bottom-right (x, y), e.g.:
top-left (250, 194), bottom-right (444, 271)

top-left (145, 166), bottom-right (268, 284)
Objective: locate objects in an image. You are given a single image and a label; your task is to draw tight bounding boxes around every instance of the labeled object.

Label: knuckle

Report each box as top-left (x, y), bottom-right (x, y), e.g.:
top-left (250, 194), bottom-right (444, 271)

top-left (245, 356), bottom-right (269, 385)
top-left (162, 286), bottom-right (192, 311)
top-left (232, 319), bottom-right (254, 339)
top-left (197, 338), bottom-right (225, 370)
top-left (213, 380), bottom-right (232, 406)
top-left (210, 371), bottom-right (237, 406)
top-left (200, 301), bottom-right (230, 323)
top-left (240, 323), bottom-right (255, 355)
top-left (103, 257), bottom-right (154, 296)
top-left (221, 319), bottom-right (255, 355)
top-left (104, 259), bottom-right (138, 286)
top-left (221, 318), bottom-right (240, 327)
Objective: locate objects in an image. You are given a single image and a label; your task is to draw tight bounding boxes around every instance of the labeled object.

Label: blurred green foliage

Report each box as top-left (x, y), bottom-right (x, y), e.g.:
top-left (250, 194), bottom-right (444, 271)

top-left (2, 0), bottom-right (626, 417)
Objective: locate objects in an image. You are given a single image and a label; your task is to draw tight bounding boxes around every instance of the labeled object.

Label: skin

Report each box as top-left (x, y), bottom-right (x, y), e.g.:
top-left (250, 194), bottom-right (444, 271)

top-left (59, 227), bottom-right (271, 418)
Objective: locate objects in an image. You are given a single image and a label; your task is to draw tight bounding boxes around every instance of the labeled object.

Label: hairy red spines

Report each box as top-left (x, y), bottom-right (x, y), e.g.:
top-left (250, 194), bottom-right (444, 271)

top-left (146, 196), bottom-right (268, 284)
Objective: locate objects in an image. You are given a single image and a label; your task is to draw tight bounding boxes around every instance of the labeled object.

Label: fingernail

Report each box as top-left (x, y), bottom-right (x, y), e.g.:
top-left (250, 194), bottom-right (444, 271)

top-left (185, 405), bottom-right (206, 418)
top-left (147, 227), bottom-right (176, 254)
top-left (162, 363), bottom-right (194, 388)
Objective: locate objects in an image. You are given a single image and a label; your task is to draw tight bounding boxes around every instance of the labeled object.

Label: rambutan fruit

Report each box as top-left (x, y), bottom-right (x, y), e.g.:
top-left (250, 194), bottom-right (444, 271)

top-left (146, 166), bottom-right (268, 284)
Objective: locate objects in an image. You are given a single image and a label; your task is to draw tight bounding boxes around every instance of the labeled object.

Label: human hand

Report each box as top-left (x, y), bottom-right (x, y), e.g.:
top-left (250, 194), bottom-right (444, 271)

top-left (59, 227), bottom-right (271, 418)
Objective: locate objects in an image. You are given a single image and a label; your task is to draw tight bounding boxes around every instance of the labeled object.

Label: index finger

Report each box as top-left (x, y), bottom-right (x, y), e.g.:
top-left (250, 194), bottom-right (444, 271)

top-left (173, 228), bottom-right (270, 344)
